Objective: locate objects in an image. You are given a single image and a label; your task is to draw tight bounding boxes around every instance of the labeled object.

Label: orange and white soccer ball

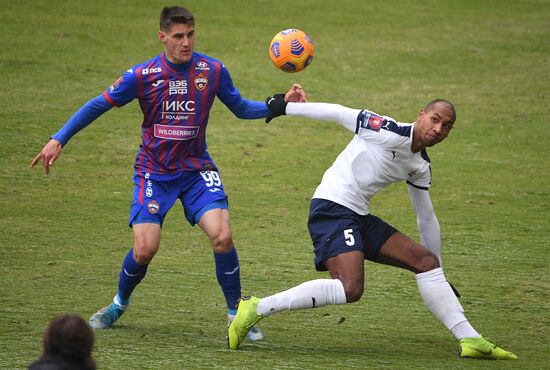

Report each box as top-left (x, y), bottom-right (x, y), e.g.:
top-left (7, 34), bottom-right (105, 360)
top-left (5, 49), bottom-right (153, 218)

top-left (269, 29), bottom-right (314, 73)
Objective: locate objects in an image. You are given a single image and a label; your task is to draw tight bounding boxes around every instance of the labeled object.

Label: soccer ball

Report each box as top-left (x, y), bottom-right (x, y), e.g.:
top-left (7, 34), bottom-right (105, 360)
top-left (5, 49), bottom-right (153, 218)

top-left (269, 29), bottom-right (314, 73)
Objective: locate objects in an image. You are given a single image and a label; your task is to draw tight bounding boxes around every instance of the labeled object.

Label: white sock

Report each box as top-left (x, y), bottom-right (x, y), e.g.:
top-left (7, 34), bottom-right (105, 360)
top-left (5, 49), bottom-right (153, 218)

top-left (416, 268), bottom-right (479, 339)
top-left (451, 321), bottom-right (481, 339)
top-left (113, 294), bottom-right (129, 310)
top-left (257, 279), bottom-right (347, 317)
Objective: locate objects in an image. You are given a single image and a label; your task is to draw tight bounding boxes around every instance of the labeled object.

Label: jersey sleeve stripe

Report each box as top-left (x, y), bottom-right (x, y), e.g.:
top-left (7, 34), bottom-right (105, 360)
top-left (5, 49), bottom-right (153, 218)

top-left (382, 120), bottom-right (411, 137)
top-left (420, 149), bottom-right (431, 163)
top-left (355, 110), bottom-right (364, 134)
top-left (102, 91), bottom-right (121, 107)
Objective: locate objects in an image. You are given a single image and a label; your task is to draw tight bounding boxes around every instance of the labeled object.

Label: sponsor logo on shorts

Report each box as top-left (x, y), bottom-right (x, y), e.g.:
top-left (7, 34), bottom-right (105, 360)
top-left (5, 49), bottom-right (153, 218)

top-left (154, 124), bottom-right (199, 140)
top-left (146, 178), bottom-right (153, 197)
top-left (147, 200), bottom-right (159, 214)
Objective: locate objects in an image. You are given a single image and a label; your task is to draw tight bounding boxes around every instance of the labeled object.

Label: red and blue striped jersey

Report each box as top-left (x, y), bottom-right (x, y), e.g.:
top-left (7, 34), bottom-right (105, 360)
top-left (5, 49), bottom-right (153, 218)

top-left (103, 51), bottom-right (268, 179)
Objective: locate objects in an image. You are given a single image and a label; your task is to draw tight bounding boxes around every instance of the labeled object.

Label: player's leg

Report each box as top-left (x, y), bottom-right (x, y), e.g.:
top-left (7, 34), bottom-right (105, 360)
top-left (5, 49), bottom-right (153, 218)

top-left (228, 253), bottom-right (355, 350)
top-left (229, 199), bottom-right (361, 349)
top-left (240, 200), bottom-right (364, 314)
top-left (375, 232), bottom-right (472, 332)
top-left (198, 207), bottom-right (267, 340)
top-left (181, 170), bottom-right (264, 340)
top-left (374, 230), bottom-right (517, 359)
top-left (89, 223), bottom-right (160, 330)
top-left (254, 250), bottom-right (361, 316)
top-left (197, 207), bottom-right (241, 316)
top-left (373, 228), bottom-right (476, 336)
top-left (89, 173), bottom-right (174, 329)
top-left (118, 223), bottom-right (161, 303)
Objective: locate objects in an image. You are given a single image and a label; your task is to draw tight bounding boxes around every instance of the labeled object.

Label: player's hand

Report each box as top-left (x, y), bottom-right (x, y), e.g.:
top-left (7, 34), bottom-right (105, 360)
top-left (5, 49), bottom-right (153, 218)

top-left (265, 94), bottom-right (287, 123)
top-left (31, 139), bottom-right (62, 175)
top-left (284, 83), bottom-right (307, 103)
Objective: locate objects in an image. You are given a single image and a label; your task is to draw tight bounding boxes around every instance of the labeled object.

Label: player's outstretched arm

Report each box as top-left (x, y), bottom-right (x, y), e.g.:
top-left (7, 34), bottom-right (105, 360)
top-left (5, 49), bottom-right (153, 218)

top-left (30, 95), bottom-right (114, 175)
top-left (266, 95), bottom-right (361, 132)
top-left (31, 139), bottom-right (62, 175)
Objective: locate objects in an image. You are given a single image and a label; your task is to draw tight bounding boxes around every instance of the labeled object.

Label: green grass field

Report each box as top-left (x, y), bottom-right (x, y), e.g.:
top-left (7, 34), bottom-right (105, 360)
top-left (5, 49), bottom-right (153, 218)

top-left (1, 0), bottom-right (549, 368)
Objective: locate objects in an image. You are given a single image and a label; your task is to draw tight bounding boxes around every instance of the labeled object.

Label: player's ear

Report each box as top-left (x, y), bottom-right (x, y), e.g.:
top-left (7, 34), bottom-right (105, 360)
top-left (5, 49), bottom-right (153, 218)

top-left (158, 30), bottom-right (167, 43)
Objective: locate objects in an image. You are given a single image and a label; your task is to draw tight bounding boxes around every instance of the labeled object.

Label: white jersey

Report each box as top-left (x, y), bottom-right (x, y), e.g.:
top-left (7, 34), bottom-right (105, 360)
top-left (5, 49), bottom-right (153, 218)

top-left (287, 103), bottom-right (432, 215)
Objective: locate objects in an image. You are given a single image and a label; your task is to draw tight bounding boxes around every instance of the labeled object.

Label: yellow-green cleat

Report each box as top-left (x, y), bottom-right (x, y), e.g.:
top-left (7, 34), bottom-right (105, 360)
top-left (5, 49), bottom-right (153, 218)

top-left (228, 296), bottom-right (262, 350)
top-left (459, 337), bottom-right (518, 360)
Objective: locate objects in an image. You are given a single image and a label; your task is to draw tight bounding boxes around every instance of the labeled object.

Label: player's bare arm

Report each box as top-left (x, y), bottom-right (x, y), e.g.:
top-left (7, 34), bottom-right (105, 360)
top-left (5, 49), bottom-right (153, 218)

top-left (31, 138), bottom-right (62, 175)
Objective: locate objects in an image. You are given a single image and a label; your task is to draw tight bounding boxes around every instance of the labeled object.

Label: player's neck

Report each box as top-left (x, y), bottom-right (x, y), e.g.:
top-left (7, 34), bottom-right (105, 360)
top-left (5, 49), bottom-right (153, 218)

top-left (410, 124), bottom-right (424, 153)
top-left (163, 51), bottom-right (192, 68)
top-left (410, 140), bottom-right (425, 153)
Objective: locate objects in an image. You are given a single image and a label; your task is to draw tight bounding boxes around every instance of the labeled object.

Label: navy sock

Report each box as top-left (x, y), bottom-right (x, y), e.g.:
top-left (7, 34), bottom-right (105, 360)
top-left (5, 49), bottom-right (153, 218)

top-left (118, 248), bottom-right (148, 301)
top-left (214, 247), bottom-right (241, 311)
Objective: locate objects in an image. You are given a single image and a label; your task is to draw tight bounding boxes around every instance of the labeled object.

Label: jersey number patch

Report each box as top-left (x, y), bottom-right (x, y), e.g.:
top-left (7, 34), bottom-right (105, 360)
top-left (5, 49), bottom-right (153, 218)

top-left (200, 171), bottom-right (221, 187)
top-left (344, 229), bottom-right (355, 246)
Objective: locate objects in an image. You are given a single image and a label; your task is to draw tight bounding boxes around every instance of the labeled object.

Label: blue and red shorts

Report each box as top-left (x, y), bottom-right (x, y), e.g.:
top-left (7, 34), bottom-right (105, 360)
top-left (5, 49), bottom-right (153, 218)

top-left (129, 170), bottom-right (228, 227)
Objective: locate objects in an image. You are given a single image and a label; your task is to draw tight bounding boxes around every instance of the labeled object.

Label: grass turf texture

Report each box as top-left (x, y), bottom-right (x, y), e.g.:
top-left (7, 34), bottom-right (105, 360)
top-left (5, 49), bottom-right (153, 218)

top-left (1, 0), bottom-right (549, 368)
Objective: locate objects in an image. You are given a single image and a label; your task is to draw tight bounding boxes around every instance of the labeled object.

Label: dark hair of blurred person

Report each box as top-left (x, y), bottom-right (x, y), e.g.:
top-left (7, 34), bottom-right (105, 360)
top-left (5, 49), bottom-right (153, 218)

top-left (28, 314), bottom-right (96, 370)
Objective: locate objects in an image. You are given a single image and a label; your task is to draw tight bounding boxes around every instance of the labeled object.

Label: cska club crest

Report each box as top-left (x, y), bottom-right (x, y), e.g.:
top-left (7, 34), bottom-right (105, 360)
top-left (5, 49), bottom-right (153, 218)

top-left (147, 200), bottom-right (159, 214)
top-left (194, 73), bottom-right (208, 91)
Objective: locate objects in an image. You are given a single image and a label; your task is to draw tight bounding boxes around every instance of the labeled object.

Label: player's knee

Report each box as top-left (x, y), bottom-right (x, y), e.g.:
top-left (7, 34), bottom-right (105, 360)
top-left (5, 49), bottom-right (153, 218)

top-left (211, 231), bottom-right (233, 253)
top-left (133, 243), bottom-right (158, 264)
top-left (415, 251), bottom-right (440, 273)
top-left (132, 226), bottom-right (160, 264)
top-left (341, 280), bottom-right (364, 303)
top-left (133, 249), bottom-right (155, 264)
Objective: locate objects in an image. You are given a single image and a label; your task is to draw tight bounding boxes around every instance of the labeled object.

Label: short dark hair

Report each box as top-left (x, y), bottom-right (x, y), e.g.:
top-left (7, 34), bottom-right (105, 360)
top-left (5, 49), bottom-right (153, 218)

top-left (425, 99), bottom-right (456, 122)
top-left (160, 6), bottom-right (194, 31)
top-left (43, 314), bottom-right (96, 369)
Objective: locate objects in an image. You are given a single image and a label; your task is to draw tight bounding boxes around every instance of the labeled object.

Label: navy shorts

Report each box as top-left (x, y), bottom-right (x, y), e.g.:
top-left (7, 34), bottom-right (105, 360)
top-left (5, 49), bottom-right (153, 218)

top-left (129, 170), bottom-right (228, 227)
top-left (307, 199), bottom-right (398, 271)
